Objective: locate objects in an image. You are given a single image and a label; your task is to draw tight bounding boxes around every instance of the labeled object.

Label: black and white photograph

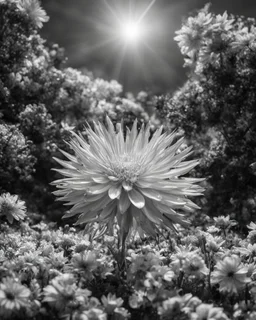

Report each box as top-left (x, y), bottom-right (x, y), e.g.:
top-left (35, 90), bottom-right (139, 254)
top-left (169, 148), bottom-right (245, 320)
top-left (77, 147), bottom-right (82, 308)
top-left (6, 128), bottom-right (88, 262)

top-left (0, 1), bottom-right (256, 319)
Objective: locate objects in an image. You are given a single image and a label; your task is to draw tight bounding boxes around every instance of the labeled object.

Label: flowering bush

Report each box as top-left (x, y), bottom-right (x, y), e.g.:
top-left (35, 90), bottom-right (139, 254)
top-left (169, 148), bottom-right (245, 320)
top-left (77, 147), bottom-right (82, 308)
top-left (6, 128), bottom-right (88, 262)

top-left (0, 124), bottom-right (36, 192)
top-left (0, 0), bottom-right (153, 218)
top-left (157, 4), bottom-right (256, 224)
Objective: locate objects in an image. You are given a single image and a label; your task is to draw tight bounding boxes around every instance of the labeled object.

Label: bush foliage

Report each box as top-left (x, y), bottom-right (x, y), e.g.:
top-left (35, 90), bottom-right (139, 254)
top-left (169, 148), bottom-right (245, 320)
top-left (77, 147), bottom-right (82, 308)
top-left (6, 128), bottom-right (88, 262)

top-left (0, 0), bottom-right (153, 219)
top-left (157, 5), bottom-right (256, 225)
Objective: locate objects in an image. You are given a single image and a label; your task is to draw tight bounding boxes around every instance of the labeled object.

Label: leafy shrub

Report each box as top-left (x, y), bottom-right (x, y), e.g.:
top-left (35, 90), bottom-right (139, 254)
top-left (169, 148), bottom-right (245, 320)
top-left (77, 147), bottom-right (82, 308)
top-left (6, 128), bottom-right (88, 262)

top-left (0, 0), bottom-right (153, 219)
top-left (157, 5), bottom-right (256, 224)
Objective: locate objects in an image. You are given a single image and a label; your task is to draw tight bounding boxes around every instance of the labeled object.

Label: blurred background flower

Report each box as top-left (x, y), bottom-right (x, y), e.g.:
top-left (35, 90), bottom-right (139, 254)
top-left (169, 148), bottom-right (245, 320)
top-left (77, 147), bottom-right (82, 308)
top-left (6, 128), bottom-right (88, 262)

top-left (0, 193), bottom-right (26, 224)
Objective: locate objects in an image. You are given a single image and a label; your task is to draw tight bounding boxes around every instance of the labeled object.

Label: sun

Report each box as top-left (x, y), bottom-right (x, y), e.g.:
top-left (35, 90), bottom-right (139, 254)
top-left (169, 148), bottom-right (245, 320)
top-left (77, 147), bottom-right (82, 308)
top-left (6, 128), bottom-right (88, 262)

top-left (90, 0), bottom-right (168, 85)
top-left (120, 20), bottom-right (143, 44)
top-left (102, 0), bottom-right (156, 46)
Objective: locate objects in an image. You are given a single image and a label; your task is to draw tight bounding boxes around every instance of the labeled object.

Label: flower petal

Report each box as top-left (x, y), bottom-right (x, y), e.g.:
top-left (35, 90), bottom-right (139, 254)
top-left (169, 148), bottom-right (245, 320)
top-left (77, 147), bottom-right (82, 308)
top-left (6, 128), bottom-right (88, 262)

top-left (74, 211), bottom-right (98, 225)
top-left (62, 210), bottom-right (80, 219)
top-left (118, 191), bottom-right (131, 214)
top-left (132, 206), bottom-right (158, 237)
top-left (122, 180), bottom-right (133, 191)
top-left (108, 184), bottom-right (122, 199)
top-left (142, 204), bottom-right (161, 224)
top-left (128, 189), bottom-right (145, 209)
top-left (140, 188), bottom-right (162, 201)
top-left (92, 176), bottom-right (109, 183)
top-left (99, 201), bottom-right (116, 219)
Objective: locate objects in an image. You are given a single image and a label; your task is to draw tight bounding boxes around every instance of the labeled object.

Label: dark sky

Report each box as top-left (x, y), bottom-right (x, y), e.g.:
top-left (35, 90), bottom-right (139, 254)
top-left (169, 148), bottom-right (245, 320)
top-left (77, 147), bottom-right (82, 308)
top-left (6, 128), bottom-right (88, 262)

top-left (40, 0), bottom-right (256, 94)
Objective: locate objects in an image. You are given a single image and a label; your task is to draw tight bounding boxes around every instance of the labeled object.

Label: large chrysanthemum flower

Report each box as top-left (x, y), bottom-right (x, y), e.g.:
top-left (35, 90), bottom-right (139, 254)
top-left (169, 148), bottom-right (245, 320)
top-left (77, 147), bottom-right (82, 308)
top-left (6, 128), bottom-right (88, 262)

top-left (52, 118), bottom-right (204, 242)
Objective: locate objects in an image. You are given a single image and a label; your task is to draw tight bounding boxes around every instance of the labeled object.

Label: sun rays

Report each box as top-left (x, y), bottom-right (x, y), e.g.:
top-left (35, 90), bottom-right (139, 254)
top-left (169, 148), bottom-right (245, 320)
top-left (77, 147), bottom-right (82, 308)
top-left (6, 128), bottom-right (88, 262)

top-left (98, 0), bottom-right (163, 81)
top-left (48, 0), bottom-right (175, 92)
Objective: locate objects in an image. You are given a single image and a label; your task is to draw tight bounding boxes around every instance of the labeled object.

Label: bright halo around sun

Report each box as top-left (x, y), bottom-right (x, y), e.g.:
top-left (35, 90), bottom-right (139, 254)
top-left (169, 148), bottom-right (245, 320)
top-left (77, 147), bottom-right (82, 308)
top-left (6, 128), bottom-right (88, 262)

top-left (102, 0), bottom-right (156, 47)
top-left (97, 0), bottom-right (166, 82)
top-left (120, 20), bottom-right (144, 44)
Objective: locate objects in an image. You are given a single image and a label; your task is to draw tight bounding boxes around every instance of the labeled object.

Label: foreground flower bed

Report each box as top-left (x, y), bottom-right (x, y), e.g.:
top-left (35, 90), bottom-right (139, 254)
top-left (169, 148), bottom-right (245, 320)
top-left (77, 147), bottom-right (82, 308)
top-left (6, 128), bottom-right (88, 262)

top-left (0, 214), bottom-right (256, 319)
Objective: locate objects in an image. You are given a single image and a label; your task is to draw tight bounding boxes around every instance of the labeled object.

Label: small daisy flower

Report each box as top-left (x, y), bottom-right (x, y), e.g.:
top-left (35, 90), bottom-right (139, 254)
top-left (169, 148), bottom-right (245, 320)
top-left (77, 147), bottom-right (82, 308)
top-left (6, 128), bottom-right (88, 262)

top-left (152, 265), bottom-right (175, 282)
top-left (184, 296), bottom-right (202, 311)
top-left (0, 277), bottom-right (30, 311)
top-left (174, 11), bottom-right (212, 55)
top-left (43, 273), bottom-right (91, 311)
top-left (211, 11), bottom-right (234, 32)
top-left (43, 274), bottom-right (76, 310)
top-left (74, 239), bottom-right (91, 253)
top-left (52, 118), bottom-right (204, 244)
top-left (113, 307), bottom-right (130, 320)
top-left (174, 27), bottom-right (204, 55)
top-left (157, 294), bottom-right (192, 318)
top-left (247, 222), bottom-right (256, 230)
top-left (231, 32), bottom-right (256, 51)
top-left (207, 225), bottom-right (220, 234)
top-left (44, 251), bottom-right (68, 270)
top-left (245, 263), bottom-right (256, 280)
top-left (128, 251), bottom-right (162, 275)
top-left (66, 251), bottom-right (98, 280)
top-left (0, 250), bottom-right (6, 263)
top-left (0, 193), bottom-right (26, 224)
top-left (211, 255), bottom-right (250, 294)
top-left (101, 293), bottom-right (123, 315)
top-left (192, 303), bottom-right (229, 320)
top-left (17, 0), bottom-right (49, 28)
top-left (129, 290), bottom-right (145, 309)
top-left (81, 308), bottom-right (107, 320)
top-left (213, 215), bottom-right (237, 230)
top-left (183, 253), bottom-right (209, 278)
top-left (205, 235), bottom-right (225, 253)
top-left (181, 234), bottom-right (199, 246)
top-left (157, 297), bottom-right (182, 317)
top-left (247, 230), bottom-right (256, 244)
top-left (171, 245), bottom-right (199, 274)
top-left (250, 285), bottom-right (256, 302)
top-left (236, 243), bottom-right (256, 259)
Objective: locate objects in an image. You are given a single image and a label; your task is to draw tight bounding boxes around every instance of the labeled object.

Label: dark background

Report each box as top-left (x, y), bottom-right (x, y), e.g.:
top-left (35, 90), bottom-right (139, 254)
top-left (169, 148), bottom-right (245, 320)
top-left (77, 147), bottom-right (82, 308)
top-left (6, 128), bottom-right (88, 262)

top-left (41, 0), bottom-right (256, 94)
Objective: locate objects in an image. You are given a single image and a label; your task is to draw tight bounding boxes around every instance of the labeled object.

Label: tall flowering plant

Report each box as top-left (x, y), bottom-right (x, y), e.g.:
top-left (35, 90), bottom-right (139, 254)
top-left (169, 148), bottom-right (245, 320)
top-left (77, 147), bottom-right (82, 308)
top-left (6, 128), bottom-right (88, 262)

top-left (52, 118), bottom-right (204, 253)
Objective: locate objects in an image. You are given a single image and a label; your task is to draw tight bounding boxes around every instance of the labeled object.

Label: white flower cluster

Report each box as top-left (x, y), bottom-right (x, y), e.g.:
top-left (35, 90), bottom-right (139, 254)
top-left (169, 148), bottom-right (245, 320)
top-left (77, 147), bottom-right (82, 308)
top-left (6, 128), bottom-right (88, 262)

top-left (174, 5), bottom-right (256, 74)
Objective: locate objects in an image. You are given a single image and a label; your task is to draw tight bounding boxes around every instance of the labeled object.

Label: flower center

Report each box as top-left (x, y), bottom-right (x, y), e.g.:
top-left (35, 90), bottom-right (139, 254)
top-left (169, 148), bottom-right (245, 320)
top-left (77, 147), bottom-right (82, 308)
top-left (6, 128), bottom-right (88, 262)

top-left (189, 263), bottom-right (200, 272)
top-left (1, 202), bottom-right (13, 215)
top-left (110, 154), bottom-right (142, 183)
top-left (227, 271), bottom-right (234, 278)
top-left (6, 291), bottom-right (15, 301)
